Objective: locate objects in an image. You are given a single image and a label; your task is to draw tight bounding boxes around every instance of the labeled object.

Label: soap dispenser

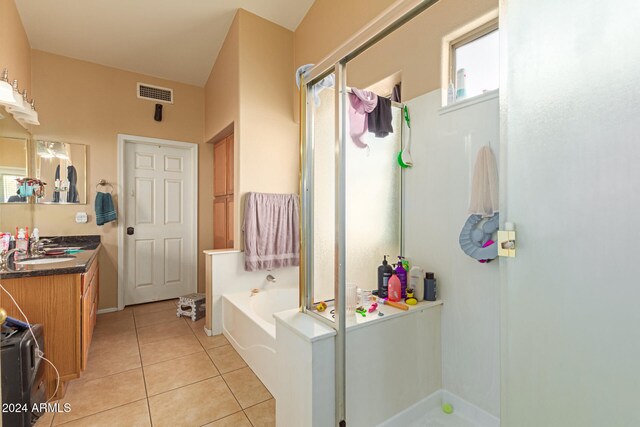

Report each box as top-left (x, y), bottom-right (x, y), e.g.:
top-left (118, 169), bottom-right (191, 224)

top-left (395, 257), bottom-right (408, 298)
top-left (377, 255), bottom-right (392, 298)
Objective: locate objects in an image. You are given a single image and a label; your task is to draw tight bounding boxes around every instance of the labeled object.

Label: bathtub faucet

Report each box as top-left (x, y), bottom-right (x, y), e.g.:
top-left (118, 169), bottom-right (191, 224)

top-left (266, 274), bottom-right (276, 283)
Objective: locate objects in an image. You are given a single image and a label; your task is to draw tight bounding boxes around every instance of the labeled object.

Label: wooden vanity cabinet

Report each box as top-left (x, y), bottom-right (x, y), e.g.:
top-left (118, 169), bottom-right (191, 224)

top-left (0, 257), bottom-right (99, 400)
top-left (81, 257), bottom-right (99, 371)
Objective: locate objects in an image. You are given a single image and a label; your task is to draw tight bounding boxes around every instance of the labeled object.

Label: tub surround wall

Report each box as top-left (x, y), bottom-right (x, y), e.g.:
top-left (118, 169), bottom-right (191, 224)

top-left (275, 310), bottom-right (336, 426)
top-left (204, 250), bottom-right (299, 335)
top-left (404, 89), bottom-right (500, 417)
top-left (275, 304), bottom-right (442, 427)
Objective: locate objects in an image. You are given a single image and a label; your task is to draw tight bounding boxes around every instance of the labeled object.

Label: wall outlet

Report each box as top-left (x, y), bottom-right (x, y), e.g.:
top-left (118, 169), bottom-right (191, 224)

top-left (75, 212), bottom-right (88, 223)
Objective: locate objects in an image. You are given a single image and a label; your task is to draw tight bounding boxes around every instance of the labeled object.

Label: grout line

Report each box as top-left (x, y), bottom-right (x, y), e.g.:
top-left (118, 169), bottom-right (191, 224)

top-left (200, 409), bottom-right (246, 427)
top-left (218, 373), bottom-right (245, 414)
top-left (242, 397), bottom-right (275, 411)
top-left (244, 409), bottom-right (256, 427)
top-left (139, 349), bottom-right (209, 369)
top-left (132, 306), bottom-right (155, 427)
top-left (52, 398), bottom-right (148, 426)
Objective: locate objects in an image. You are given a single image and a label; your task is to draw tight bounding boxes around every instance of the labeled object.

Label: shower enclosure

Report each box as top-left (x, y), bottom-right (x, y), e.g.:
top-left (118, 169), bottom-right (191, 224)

top-left (298, 2), bottom-right (441, 424)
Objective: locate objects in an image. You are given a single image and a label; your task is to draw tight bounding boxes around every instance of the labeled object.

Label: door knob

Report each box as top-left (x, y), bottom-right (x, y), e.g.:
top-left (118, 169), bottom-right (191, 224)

top-left (127, 227), bottom-right (135, 235)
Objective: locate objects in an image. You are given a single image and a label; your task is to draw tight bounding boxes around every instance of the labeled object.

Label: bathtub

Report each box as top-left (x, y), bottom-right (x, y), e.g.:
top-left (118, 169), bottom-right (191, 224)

top-left (222, 286), bottom-right (298, 395)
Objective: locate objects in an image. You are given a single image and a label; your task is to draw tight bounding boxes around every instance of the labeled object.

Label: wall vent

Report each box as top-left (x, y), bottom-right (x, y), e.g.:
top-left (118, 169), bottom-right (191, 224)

top-left (137, 83), bottom-right (173, 104)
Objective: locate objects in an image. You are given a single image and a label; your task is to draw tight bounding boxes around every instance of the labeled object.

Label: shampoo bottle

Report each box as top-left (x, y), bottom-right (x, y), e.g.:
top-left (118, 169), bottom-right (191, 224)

top-left (425, 272), bottom-right (437, 301)
top-left (410, 266), bottom-right (424, 301)
top-left (396, 257), bottom-right (408, 298)
top-left (388, 270), bottom-right (402, 302)
top-left (377, 255), bottom-right (392, 298)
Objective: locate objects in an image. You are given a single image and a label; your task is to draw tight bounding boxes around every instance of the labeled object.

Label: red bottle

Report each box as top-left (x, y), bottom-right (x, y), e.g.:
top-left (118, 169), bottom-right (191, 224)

top-left (388, 270), bottom-right (402, 302)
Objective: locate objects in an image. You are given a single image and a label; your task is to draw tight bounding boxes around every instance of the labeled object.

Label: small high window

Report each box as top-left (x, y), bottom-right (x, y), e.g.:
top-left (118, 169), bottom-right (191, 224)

top-left (449, 19), bottom-right (499, 103)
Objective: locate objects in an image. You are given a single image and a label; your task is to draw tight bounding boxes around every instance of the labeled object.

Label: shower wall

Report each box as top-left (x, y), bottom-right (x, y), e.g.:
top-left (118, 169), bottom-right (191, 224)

top-left (404, 89), bottom-right (500, 417)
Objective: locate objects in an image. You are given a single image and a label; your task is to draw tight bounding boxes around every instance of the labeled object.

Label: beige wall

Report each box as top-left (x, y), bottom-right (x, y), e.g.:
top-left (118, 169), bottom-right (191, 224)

top-left (204, 13), bottom-right (240, 246)
top-left (0, 0), bottom-right (31, 95)
top-left (0, 137), bottom-right (27, 168)
top-left (237, 10), bottom-right (298, 201)
top-left (30, 50), bottom-right (206, 309)
top-left (204, 13), bottom-right (240, 143)
top-left (204, 9), bottom-right (298, 248)
top-left (294, 0), bottom-right (396, 66)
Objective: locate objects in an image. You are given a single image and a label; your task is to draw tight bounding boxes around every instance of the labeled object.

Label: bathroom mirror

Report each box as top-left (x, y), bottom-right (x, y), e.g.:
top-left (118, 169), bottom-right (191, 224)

top-left (34, 140), bottom-right (87, 204)
top-left (0, 137), bottom-right (29, 203)
top-left (0, 106), bottom-right (30, 204)
top-left (0, 105), bottom-right (34, 230)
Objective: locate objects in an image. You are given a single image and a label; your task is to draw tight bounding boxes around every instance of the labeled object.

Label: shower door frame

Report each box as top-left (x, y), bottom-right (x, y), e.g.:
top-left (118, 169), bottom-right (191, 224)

top-left (299, 1), bottom-right (442, 425)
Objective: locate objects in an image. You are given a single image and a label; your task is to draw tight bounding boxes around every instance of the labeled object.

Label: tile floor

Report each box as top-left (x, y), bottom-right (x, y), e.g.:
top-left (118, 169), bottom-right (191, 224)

top-left (34, 300), bottom-right (275, 427)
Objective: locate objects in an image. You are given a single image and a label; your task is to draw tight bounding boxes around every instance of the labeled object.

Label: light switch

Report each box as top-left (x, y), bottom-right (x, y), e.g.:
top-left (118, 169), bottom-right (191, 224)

top-left (75, 212), bottom-right (88, 223)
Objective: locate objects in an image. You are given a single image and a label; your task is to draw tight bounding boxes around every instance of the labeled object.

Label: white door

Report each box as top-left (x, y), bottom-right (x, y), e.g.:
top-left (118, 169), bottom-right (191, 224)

top-left (503, 1), bottom-right (640, 425)
top-left (123, 139), bottom-right (197, 305)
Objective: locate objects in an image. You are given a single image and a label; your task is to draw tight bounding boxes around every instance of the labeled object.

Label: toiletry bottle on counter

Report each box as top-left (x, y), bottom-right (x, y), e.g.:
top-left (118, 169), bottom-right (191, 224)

top-left (377, 255), bottom-right (392, 298)
top-left (388, 270), bottom-right (402, 302)
top-left (410, 266), bottom-right (424, 301)
top-left (425, 272), bottom-right (437, 301)
top-left (15, 228), bottom-right (28, 253)
top-left (396, 257), bottom-right (408, 298)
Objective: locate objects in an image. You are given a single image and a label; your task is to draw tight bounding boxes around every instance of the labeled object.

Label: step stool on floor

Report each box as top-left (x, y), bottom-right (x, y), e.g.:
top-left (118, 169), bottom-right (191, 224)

top-left (177, 293), bottom-right (206, 321)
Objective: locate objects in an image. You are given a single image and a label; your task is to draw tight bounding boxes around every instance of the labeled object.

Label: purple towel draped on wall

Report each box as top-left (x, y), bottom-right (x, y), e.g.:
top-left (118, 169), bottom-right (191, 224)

top-left (243, 192), bottom-right (300, 272)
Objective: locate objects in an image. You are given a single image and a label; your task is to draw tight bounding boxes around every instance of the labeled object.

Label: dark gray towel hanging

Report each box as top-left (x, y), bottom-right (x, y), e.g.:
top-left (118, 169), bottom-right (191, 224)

top-left (367, 96), bottom-right (393, 138)
top-left (67, 165), bottom-right (79, 203)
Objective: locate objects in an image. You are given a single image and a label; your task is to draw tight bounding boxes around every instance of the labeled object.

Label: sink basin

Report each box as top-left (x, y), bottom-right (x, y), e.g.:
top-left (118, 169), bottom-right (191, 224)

top-left (15, 257), bottom-right (76, 265)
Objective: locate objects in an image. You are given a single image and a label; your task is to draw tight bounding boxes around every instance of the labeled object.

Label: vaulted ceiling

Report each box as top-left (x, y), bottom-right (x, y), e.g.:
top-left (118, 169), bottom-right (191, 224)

top-left (15, 0), bottom-right (315, 86)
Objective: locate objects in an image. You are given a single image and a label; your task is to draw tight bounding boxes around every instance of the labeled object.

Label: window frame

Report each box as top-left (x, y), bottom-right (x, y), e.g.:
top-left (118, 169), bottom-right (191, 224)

top-left (449, 18), bottom-right (499, 100)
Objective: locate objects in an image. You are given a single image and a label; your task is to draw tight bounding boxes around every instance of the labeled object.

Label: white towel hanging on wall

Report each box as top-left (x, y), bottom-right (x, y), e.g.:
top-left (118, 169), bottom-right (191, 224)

top-left (468, 145), bottom-right (499, 217)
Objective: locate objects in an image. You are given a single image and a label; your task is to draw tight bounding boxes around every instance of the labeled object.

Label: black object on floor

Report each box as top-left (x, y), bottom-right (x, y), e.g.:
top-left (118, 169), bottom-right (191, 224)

top-left (1, 323), bottom-right (47, 427)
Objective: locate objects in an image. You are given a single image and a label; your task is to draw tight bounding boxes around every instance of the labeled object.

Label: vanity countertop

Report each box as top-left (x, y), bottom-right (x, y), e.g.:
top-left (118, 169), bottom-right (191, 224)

top-left (0, 235), bottom-right (101, 280)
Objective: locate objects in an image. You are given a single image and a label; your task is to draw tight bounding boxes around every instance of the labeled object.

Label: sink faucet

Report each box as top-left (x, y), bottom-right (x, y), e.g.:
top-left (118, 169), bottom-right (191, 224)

top-left (30, 238), bottom-right (54, 257)
top-left (0, 248), bottom-right (26, 272)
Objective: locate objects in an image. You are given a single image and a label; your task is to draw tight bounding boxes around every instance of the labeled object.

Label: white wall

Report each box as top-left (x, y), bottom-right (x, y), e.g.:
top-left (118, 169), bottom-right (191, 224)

top-left (502, 0), bottom-right (640, 425)
top-left (404, 90), bottom-right (500, 417)
top-left (346, 306), bottom-right (442, 427)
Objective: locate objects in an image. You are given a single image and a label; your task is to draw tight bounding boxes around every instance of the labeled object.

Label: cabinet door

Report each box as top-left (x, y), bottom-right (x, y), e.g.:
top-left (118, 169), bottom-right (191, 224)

top-left (227, 196), bottom-right (234, 248)
top-left (226, 135), bottom-right (234, 195)
top-left (81, 279), bottom-right (93, 371)
top-left (213, 198), bottom-right (227, 249)
top-left (213, 140), bottom-right (227, 197)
